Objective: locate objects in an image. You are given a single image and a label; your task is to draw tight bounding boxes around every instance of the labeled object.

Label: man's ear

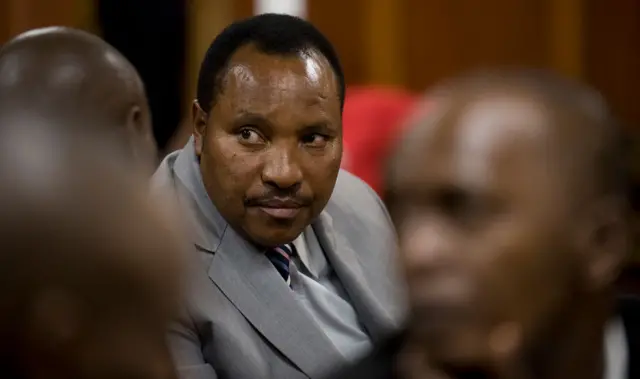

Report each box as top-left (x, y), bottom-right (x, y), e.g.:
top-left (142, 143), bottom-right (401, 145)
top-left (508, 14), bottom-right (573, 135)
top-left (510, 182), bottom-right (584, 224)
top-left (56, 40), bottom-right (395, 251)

top-left (192, 100), bottom-right (208, 158)
top-left (124, 105), bottom-right (157, 170)
top-left (126, 105), bottom-right (143, 134)
top-left (580, 196), bottom-right (629, 291)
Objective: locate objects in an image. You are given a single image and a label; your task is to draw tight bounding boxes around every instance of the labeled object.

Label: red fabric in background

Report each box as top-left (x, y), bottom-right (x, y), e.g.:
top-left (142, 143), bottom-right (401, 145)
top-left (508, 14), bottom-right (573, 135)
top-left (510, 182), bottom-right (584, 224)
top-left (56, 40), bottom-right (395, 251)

top-left (341, 86), bottom-right (419, 195)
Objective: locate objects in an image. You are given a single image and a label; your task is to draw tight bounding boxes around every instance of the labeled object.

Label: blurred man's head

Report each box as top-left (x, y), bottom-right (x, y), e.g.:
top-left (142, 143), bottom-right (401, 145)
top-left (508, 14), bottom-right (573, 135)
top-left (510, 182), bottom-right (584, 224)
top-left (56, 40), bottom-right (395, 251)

top-left (386, 70), bottom-right (628, 375)
top-left (0, 26), bottom-right (157, 172)
top-left (0, 117), bottom-right (183, 379)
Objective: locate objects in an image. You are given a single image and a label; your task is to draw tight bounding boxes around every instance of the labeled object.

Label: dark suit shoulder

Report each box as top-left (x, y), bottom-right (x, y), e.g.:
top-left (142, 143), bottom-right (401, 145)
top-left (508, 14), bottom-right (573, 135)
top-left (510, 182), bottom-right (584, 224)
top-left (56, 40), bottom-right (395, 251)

top-left (618, 295), bottom-right (640, 320)
top-left (618, 295), bottom-right (640, 379)
top-left (618, 295), bottom-right (640, 339)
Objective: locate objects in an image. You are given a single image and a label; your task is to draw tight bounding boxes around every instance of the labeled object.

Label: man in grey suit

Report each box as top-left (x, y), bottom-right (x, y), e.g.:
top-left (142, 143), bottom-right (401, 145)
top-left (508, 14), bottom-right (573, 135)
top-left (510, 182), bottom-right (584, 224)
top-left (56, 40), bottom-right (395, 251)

top-left (151, 13), bottom-right (406, 379)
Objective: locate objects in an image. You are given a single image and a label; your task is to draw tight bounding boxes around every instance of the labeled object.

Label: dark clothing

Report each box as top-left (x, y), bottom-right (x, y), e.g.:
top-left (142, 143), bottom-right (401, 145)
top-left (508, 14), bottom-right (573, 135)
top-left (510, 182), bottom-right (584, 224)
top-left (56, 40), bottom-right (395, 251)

top-left (97, 0), bottom-right (186, 154)
top-left (619, 296), bottom-right (640, 378)
top-left (328, 296), bottom-right (640, 379)
top-left (327, 332), bottom-right (405, 379)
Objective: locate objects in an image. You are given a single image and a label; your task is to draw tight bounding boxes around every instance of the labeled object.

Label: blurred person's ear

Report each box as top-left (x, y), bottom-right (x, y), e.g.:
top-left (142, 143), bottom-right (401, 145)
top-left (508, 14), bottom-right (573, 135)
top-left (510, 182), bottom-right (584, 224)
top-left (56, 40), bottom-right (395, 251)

top-left (124, 105), bottom-right (158, 172)
top-left (575, 196), bottom-right (629, 291)
top-left (126, 105), bottom-right (144, 135)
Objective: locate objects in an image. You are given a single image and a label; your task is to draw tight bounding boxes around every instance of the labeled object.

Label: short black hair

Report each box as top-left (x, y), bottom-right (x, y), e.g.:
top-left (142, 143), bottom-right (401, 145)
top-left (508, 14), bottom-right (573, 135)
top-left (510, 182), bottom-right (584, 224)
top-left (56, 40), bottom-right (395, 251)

top-left (196, 13), bottom-right (345, 114)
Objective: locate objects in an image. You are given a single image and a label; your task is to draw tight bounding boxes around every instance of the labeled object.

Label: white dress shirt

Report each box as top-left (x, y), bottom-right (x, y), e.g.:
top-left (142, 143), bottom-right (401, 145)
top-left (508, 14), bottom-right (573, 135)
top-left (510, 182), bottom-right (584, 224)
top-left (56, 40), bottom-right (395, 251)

top-left (604, 317), bottom-right (627, 379)
top-left (289, 228), bottom-right (373, 362)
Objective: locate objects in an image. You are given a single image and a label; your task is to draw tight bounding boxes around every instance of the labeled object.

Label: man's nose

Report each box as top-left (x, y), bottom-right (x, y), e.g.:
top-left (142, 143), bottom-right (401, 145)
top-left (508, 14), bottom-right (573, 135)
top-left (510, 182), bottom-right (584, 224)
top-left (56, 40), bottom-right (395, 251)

top-left (400, 216), bottom-right (457, 273)
top-left (261, 146), bottom-right (303, 190)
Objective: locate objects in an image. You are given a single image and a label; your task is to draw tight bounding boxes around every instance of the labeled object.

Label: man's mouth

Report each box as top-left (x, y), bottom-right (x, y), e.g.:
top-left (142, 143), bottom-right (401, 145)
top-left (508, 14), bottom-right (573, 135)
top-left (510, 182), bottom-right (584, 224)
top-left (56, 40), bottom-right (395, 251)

top-left (250, 197), bottom-right (305, 220)
top-left (258, 207), bottom-right (301, 219)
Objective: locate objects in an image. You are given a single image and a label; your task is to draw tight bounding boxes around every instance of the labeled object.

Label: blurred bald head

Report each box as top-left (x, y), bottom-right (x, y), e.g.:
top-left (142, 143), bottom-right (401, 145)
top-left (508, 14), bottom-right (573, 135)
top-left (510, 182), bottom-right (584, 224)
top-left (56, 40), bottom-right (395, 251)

top-left (0, 117), bottom-right (182, 379)
top-left (395, 70), bottom-right (626, 200)
top-left (387, 70), bottom-right (628, 376)
top-left (0, 27), bottom-right (157, 171)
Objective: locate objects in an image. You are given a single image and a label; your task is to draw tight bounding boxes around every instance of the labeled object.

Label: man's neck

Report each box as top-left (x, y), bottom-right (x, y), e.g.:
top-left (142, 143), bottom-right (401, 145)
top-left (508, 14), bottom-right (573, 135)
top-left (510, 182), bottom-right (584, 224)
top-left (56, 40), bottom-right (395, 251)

top-left (528, 293), bottom-right (614, 379)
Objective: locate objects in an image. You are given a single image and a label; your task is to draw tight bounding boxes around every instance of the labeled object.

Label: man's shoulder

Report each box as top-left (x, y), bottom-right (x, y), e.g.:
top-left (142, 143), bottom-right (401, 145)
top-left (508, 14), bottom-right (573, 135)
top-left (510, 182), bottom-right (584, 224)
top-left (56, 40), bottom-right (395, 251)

top-left (326, 169), bottom-right (391, 222)
top-left (332, 169), bottom-right (376, 196)
top-left (324, 169), bottom-right (397, 244)
top-left (150, 149), bottom-right (181, 193)
top-left (322, 169), bottom-right (396, 243)
top-left (619, 295), bottom-right (640, 335)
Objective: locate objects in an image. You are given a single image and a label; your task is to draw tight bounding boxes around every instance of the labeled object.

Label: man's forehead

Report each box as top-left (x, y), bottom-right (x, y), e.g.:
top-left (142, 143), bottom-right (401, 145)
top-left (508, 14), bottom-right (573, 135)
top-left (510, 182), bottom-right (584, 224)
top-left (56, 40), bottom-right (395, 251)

top-left (390, 93), bottom-right (557, 190)
top-left (223, 46), bottom-right (336, 95)
top-left (217, 54), bottom-right (339, 122)
top-left (454, 95), bottom-right (550, 155)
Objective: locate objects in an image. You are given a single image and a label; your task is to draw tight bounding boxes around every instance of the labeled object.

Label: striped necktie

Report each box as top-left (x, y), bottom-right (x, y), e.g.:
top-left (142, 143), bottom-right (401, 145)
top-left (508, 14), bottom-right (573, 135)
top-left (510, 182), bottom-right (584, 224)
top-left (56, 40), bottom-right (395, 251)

top-left (265, 243), bottom-right (295, 286)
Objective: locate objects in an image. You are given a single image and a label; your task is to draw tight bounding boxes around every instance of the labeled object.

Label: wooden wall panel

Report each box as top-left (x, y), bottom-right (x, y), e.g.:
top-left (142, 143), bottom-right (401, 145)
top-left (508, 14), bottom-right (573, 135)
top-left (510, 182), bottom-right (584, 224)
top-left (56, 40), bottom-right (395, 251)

top-left (584, 0), bottom-right (640, 127)
top-left (196, 0), bottom-right (640, 128)
top-left (307, 0), bottom-right (366, 85)
top-left (186, 0), bottom-right (234, 103)
top-left (363, 0), bottom-right (406, 85)
top-left (3, 0), bottom-right (637, 128)
top-left (403, 0), bottom-right (551, 92)
top-left (549, 0), bottom-right (584, 79)
top-left (232, 0), bottom-right (366, 85)
top-left (165, 0), bottom-right (235, 152)
top-left (0, 0), bottom-right (94, 44)
top-left (233, 0), bottom-right (254, 20)
top-left (0, 1), bottom-right (10, 45)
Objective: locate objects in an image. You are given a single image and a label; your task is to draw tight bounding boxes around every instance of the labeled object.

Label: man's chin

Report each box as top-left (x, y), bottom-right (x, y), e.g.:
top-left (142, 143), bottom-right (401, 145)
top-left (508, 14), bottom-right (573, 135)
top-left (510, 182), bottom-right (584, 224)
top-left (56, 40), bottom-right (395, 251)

top-left (410, 316), bottom-right (496, 368)
top-left (243, 225), bottom-right (305, 248)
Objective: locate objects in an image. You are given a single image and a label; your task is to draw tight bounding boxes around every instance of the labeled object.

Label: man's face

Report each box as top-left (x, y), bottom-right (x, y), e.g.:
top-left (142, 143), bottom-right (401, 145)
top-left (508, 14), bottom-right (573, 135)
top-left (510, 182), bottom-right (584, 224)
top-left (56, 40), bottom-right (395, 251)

top-left (387, 94), bottom-right (588, 368)
top-left (193, 45), bottom-right (342, 247)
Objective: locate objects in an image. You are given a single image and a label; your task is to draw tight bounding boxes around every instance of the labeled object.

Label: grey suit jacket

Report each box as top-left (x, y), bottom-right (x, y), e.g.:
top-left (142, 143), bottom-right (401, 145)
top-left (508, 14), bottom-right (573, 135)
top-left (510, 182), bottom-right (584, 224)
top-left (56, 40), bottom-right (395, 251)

top-left (151, 140), bottom-right (407, 379)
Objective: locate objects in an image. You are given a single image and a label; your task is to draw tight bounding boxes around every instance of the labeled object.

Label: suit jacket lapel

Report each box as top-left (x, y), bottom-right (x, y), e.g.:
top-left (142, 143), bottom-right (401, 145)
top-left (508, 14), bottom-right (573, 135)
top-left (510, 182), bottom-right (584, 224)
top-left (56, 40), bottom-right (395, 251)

top-left (312, 211), bottom-right (401, 343)
top-left (206, 226), bottom-right (345, 378)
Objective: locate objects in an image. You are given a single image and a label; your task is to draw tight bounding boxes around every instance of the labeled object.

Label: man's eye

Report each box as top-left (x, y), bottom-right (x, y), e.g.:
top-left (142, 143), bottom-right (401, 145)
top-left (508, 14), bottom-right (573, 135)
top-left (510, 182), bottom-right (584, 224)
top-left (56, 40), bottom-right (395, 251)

top-left (302, 133), bottom-right (328, 147)
top-left (238, 128), bottom-right (263, 144)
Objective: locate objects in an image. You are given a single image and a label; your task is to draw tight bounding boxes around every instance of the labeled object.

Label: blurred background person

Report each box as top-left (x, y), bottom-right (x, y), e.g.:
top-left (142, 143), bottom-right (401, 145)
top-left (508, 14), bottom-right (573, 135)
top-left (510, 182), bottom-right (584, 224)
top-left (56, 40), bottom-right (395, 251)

top-left (0, 26), bottom-right (158, 173)
top-left (329, 70), bottom-right (638, 379)
top-left (341, 86), bottom-right (418, 195)
top-left (0, 115), bottom-right (185, 379)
